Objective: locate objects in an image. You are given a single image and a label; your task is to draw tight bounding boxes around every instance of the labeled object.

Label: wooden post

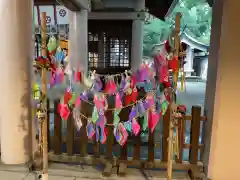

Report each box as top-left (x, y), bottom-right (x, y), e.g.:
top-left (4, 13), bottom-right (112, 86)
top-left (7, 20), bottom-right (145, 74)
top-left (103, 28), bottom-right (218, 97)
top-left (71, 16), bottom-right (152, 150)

top-left (167, 12), bottom-right (181, 180)
top-left (41, 12), bottom-right (49, 180)
top-left (173, 12), bottom-right (181, 91)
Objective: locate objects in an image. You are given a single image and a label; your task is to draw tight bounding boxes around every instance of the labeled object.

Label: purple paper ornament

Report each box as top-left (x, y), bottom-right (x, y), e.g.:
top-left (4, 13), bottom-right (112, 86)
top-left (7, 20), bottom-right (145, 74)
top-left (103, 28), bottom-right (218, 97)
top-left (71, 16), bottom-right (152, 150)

top-left (129, 106), bottom-right (137, 121)
top-left (87, 122), bottom-right (95, 139)
top-left (114, 127), bottom-right (121, 142)
top-left (136, 101), bottom-right (146, 116)
top-left (80, 91), bottom-right (88, 101)
top-left (143, 101), bottom-right (150, 110)
top-left (120, 76), bottom-right (126, 90)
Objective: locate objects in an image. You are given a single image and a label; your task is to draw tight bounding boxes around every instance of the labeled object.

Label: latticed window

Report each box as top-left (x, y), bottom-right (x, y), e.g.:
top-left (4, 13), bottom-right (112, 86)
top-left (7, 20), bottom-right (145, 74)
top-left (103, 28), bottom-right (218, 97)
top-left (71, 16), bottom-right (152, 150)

top-left (88, 20), bottom-right (132, 74)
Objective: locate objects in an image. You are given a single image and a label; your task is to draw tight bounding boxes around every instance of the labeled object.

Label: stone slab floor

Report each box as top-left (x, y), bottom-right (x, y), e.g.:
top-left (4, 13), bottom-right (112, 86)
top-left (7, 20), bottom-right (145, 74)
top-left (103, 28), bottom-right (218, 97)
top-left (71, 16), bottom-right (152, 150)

top-left (0, 163), bottom-right (192, 180)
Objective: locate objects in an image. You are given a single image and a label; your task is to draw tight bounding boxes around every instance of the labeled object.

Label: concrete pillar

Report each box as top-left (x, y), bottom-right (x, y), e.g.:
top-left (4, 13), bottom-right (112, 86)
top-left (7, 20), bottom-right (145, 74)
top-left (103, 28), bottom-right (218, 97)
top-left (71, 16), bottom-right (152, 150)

top-left (0, 0), bottom-right (33, 164)
top-left (184, 46), bottom-right (194, 76)
top-left (203, 0), bottom-right (240, 179)
top-left (68, 9), bottom-right (88, 72)
top-left (131, 0), bottom-right (145, 71)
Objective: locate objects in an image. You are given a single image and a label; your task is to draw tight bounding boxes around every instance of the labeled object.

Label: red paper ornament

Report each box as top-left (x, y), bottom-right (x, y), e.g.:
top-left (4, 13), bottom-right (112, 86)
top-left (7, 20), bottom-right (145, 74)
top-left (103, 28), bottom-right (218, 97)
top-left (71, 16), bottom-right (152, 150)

top-left (164, 40), bottom-right (171, 53)
top-left (168, 56), bottom-right (179, 72)
top-left (131, 87), bottom-right (138, 103)
top-left (64, 90), bottom-right (72, 104)
top-left (124, 94), bottom-right (132, 105)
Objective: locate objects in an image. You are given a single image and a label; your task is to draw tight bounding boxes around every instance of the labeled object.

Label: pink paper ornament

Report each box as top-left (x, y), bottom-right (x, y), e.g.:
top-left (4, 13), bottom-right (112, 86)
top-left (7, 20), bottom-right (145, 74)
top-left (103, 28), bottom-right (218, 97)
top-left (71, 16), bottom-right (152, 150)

top-left (132, 119), bottom-right (140, 136)
top-left (59, 104), bottom-right (70, 120)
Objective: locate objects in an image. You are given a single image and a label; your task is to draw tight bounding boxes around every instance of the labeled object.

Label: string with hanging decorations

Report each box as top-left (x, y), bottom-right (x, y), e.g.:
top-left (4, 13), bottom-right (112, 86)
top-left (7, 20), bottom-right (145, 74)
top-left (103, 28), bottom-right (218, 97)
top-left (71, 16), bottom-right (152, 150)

top-left (32, 12), bottom-right (187, 180)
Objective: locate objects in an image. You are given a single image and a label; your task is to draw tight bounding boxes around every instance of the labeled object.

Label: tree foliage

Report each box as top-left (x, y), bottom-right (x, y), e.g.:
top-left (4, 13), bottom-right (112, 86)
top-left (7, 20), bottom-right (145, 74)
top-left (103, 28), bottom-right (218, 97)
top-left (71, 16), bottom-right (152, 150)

top-left (143, 0), bottom-right (212, 57)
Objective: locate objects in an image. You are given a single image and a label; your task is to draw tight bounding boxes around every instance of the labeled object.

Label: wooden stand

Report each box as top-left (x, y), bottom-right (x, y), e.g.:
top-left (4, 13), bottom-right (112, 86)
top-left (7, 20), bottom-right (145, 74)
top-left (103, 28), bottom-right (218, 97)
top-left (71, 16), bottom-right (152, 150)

top-left (40, 12), bottom-right (49, 180)
top-left (167, 12), bottom-right (181, 180)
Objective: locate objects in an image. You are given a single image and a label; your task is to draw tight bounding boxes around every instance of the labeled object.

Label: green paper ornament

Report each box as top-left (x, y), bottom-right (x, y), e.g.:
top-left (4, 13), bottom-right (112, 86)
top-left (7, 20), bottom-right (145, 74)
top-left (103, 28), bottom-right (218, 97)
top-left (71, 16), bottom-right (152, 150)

top-left (142, 112), bottom-right (148, 131)
top-left (91, 106), bottom-right (99, 123)
top-left (161, 100), bottom-right (168, 115)
top-left (68, 93), bottom-right (77, 106)
top-left (47, 36), bottom-right (57, 53)
top-left (113, 110), bottom-right (120, 126)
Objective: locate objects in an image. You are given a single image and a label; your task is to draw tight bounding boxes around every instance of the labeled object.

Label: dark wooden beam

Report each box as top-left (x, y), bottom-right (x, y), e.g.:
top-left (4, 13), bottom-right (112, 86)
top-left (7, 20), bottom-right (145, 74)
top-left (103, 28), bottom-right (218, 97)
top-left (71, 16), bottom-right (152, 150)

top-left (34, 0), bottom-right (80, 11)
top-left (145, 0), bottom-right (174, 20)
top-left (34, 0), bottom-right (58, 5)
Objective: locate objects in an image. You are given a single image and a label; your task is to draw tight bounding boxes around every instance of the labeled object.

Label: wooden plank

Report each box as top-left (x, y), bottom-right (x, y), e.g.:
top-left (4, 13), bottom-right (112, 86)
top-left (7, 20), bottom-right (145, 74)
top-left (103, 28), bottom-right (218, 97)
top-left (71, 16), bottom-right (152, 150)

top-left (177, 118), bottom-right (186, 163)
top-left (105, 96), bottom-right (114, 160)
top-left (103, 96), bottom-right (115, 177)
top-left (93, 128), bottom-right (100, 158)
top-left (185, 115), bottom-right (207, 121)
top-left (162, 107), bottom-right (170, 161)
top-left (66, 113), bottom-right (74, 156)
top-left (118, 100), bottom-right (131, 177)
top-left (53, 100), bottom-right (62, 155)
top-left (133, 118), bottom-right (141, 160)
top-left (133, 90), bottom-right (144, 161)
top-left (189, 106), bottom-right (201, 164)
top-left (47, 99), bottom-right (50, 151)
top-left (79, 100), bottom-right (91, 157)
top-left (188, 166), bottom-right (203, 180)
top-left (48, 152), bottom-right (203, 171)
top-left (148, 121), bottom-right (155, 163)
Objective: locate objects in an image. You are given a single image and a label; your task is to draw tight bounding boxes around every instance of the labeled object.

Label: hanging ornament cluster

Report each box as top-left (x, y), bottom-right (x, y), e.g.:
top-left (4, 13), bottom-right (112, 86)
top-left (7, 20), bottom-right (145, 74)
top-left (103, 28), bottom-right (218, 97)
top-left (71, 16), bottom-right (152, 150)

top-left (32, 35), bottom-right (188, 146)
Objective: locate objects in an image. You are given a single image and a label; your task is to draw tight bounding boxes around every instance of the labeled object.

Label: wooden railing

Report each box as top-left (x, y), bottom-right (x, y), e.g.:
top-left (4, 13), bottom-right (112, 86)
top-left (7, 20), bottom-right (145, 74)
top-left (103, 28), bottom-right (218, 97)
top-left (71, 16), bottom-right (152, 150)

top-left (46, 100), bottom-right (206, 179)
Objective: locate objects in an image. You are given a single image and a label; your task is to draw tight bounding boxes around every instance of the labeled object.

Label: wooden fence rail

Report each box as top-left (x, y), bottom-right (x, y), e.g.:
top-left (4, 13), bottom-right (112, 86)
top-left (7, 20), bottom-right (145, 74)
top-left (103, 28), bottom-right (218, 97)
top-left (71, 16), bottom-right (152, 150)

top-left (46, 100), bottom-right (206, 179)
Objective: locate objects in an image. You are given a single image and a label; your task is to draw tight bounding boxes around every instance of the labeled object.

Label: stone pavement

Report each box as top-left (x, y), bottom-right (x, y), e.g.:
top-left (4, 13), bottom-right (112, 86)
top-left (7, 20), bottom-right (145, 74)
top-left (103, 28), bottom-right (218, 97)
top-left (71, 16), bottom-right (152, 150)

top-left (0, 163), bottom-right (191, 180)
